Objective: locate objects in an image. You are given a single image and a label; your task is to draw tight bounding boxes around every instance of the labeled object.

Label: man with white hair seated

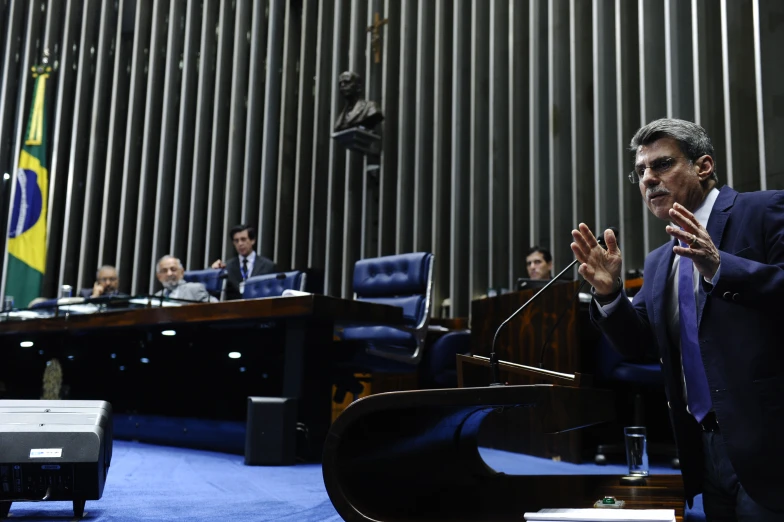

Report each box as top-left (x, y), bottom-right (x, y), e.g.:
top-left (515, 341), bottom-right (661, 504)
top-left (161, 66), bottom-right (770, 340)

top-left (153, 255), bottom-right (216, 303)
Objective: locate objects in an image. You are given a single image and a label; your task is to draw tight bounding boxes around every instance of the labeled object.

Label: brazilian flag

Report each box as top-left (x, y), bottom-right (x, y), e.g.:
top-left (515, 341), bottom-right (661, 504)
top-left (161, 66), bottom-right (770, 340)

top-left (6, 66), bottom-right (50, 308)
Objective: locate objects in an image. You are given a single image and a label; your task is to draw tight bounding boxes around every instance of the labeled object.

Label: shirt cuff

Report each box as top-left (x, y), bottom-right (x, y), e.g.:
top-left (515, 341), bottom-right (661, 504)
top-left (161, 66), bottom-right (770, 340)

top-left (705, 263), bottom-right (720, 286)
top-left (594, 292), bottom-right (624, 317)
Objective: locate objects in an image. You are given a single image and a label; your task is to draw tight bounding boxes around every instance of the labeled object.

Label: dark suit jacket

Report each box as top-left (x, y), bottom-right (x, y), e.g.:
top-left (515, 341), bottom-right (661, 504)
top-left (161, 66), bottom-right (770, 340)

top-left (224, 253), bottom-right (276, 300)
top-left (591, 186), bottom-right (784, 510)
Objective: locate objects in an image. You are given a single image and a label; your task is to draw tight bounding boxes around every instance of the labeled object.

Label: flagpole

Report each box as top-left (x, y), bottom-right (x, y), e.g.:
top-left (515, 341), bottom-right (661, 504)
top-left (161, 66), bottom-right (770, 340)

top-left (0, 1), bottom-right (37, 303)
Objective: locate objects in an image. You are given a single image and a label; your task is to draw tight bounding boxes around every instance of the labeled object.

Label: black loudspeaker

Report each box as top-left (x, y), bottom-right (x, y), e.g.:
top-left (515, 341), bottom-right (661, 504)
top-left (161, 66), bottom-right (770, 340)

top-left (244, 397), bottom-right (297, 466)
top-left (0, 400), bottom-right (113, 519)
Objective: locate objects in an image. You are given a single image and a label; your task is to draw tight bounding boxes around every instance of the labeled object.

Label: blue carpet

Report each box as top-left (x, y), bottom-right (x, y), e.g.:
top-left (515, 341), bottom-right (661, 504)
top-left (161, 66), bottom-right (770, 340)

top-left (7, 441), bottom-right (342, 521)
top-left (478, 447), bottom-right (682, 475)
top-left (6, 442), bottom-right (688, 521)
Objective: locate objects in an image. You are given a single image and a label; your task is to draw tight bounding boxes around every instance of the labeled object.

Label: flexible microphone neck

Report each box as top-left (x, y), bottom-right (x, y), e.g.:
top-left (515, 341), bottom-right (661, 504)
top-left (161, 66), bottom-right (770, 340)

top-left (489, 258), bottom-right (580, 386)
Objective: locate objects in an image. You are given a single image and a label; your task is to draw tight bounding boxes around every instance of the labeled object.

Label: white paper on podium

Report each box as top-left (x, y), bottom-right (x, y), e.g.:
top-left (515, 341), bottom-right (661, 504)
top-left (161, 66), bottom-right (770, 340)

top-left (128, 298), bottom-right (183, 307)
top-left (57, 304), bottom-right (100, 314)
top-left (281, 289), bottom-right (310, 297)
top-left (524, 509), bottom-right (676, 522)
top-left (3, 310), bottom-right (48, 319)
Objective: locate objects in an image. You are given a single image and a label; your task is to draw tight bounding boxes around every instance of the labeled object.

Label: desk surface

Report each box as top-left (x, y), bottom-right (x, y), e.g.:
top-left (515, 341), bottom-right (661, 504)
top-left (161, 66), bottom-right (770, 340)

top-left (0, 294), bottom-right (403, 335)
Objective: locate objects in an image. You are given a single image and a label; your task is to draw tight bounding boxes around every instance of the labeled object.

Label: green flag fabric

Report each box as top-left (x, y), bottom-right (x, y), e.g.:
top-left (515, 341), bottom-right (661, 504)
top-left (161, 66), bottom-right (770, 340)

top-left (6, 67), bottom-right (50, 308)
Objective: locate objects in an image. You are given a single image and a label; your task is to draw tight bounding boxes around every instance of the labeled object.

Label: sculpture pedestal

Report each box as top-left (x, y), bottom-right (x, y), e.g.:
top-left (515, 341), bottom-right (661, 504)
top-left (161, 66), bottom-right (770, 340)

top-left (331, 127), bottom-right (381, 158)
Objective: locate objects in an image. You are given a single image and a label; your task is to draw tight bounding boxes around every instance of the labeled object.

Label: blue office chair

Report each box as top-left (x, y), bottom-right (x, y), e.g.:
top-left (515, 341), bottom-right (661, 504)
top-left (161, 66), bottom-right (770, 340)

top-left (183, 268), bottom-right (227, 300)
top-left (422, 329), bottom-right (472, 388)
top-left (685, 495), bottom-right (706, 521)
top-left (339, 252), bottom-right (434, 370)
top-left (594, 334), bottom-right (679, 467)
top-left (29, 298), bottom-right (59, 310)
top-left (242, 271), bottom-right (307, 299)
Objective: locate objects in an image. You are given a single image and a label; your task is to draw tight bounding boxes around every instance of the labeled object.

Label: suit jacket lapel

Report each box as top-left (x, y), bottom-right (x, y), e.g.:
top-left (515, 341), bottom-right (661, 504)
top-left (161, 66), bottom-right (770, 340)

top-left (705, 185), bottom-right (736, 248)
top-left (251, 252), bottom-right (266, 277)
top-left (698, 185), bottom-right (736, 326)
top-left (229, 258), bottom-right (241, 282)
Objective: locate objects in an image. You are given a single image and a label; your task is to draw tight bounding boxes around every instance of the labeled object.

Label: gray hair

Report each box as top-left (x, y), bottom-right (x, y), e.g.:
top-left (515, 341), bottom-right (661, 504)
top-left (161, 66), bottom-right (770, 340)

top-left (156, 255), bottom-right (184, 271)
top-left (95, 265), bottom-right (117, 278)
top-left (629, 118), bottom-right (719, 183)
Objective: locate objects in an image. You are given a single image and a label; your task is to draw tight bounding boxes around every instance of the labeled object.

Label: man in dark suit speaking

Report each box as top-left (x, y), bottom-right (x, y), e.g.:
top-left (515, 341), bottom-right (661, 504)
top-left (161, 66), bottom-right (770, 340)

top-left (571, 119), bottom-right (784, 519)
top-left (211, 224), bottom-right (276, 300)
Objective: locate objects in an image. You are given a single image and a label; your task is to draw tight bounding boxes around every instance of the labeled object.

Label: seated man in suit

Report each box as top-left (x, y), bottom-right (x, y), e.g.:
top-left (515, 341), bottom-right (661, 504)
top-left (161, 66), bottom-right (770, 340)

top-left (154, 255), bottom-right (215, 303)
top-left (90, 265), bottom-right (128, 298)
top-left (211, 224), bottom-right (275, 300)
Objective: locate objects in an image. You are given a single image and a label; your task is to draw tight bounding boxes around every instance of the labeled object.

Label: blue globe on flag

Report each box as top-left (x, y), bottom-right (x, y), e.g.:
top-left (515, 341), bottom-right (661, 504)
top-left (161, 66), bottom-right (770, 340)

top-left (9, 168), bottom-right (43, 238)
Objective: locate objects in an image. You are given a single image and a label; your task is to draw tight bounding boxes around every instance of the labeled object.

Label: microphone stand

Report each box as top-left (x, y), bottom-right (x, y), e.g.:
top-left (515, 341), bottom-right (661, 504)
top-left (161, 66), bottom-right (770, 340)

top-left (489, 258), bottom-right (580, 386)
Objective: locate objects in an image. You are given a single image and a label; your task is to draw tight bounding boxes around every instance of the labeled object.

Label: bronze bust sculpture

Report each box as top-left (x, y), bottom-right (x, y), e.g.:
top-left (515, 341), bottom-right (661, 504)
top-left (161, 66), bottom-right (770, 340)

top-left (334, 71), bottom-right (384, 132)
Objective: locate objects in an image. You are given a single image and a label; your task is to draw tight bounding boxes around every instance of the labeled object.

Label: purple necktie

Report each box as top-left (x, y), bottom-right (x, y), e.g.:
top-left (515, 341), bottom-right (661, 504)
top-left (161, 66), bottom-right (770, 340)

top-left (678, 247), bottom-right (712, 422)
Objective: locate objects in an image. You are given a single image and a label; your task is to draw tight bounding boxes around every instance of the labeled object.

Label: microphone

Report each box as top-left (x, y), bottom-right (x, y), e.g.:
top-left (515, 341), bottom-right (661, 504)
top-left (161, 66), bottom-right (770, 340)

top-left (488, 234), bottom-right (610, 386)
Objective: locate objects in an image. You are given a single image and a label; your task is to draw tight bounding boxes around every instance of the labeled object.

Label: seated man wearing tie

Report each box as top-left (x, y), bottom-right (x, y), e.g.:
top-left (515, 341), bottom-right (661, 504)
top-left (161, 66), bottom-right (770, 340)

top-left (571, 118), bottom-right (784, 519)
top-left (154, 255), bottom-right (215, 303)
top-left (211, 224), bottom-right (276, 300)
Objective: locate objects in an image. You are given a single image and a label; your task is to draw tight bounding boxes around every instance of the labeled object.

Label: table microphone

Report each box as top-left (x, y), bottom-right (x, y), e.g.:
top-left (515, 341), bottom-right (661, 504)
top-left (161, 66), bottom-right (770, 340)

top-left (488, 236), bottom-right (609, 386)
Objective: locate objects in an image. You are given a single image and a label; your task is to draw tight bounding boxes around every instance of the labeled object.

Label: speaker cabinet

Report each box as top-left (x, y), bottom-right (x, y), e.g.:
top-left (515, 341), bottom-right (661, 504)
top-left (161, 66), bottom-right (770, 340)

top-left (244, 397), bottom-right (297, 465)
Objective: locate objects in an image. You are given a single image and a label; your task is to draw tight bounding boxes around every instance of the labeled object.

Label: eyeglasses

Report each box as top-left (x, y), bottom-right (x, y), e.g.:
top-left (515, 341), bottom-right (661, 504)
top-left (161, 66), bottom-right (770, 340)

top-left (628, 156), bottom-right (687, 184)
top-left (97, 277), bottom-right (118, 283)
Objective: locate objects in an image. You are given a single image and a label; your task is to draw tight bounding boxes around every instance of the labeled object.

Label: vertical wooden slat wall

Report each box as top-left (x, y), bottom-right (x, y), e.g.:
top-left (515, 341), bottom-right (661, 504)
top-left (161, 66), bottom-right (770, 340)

top-left (1, 0), bottom-right (783, 317)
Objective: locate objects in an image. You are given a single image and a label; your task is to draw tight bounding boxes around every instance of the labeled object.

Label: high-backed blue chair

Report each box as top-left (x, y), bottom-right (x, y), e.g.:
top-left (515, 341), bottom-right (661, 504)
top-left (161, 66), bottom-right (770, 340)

top-left (339, 252), bottom-right (434, 370)
top-left (29, 298), bottom-right (59, 310)
top-left (242, 271), bottom-right (307, 299)
top-left (685, 495), bottom-right (705, 521)
top-left (422, 329), bottom-right (472, 388)
top-left (183, 268), bottom-right (226, 300)
top-left (594, 334), bottom-right (679, 467)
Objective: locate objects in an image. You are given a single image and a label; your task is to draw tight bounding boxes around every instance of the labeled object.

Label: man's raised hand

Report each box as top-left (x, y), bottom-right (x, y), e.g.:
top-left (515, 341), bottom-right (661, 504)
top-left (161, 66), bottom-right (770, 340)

top-left (570, 223), bottom-right (623, 295)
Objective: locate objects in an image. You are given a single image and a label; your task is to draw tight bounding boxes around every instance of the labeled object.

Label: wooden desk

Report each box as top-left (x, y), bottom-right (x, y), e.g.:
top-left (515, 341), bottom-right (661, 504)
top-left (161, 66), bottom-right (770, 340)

top-left (0, 295), bottom-right (402, 459)
top-left (0, 294), bottom-right (400, 333)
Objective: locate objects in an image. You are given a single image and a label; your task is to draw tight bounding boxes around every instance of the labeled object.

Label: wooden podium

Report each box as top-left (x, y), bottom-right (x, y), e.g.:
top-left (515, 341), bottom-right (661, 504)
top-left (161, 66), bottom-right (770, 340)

top-left (471, 281), bottom-right (584, 372)
top-left (322, 364), bottom-right (684, 521)
top-left (469, 281), bottom-right (600, 462)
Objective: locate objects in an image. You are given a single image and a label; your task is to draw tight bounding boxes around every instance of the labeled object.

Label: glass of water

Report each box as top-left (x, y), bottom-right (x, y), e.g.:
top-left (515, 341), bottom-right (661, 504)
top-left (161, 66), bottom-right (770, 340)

top-left (624, 426), bottom-right (649, 476)
top-left (3, 295), bottom-right (13, 311)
